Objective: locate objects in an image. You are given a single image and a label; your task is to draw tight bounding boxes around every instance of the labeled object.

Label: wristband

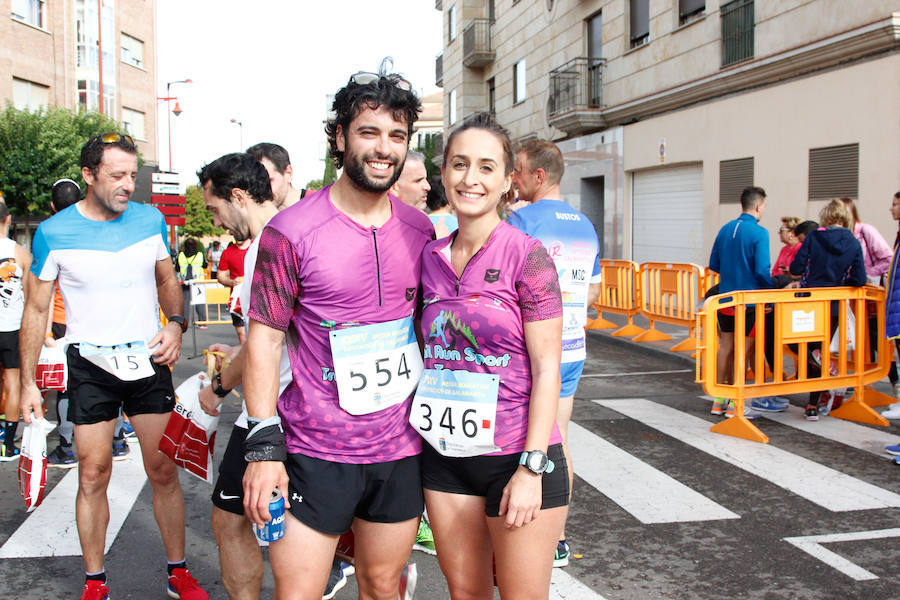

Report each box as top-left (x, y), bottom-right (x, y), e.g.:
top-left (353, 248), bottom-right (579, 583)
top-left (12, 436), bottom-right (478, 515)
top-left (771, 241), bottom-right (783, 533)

top-left (244, 416), bottom-right (287, 462)
top-left (213, 372), bottom-right (231, 398)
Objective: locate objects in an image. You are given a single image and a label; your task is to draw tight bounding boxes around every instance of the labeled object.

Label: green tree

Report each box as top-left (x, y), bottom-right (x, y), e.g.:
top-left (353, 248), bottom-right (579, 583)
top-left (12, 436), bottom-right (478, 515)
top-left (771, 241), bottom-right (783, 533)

top-left (322, 149), bottom-right (337, 185)
top-left (416, 133), bottom-right (439, 180)
top-left (305, 179), bottom-right (324, 191)
top-left (0, 105), bottom-right (126, 215)
top-left (181, 184), bottom-right (222, 238)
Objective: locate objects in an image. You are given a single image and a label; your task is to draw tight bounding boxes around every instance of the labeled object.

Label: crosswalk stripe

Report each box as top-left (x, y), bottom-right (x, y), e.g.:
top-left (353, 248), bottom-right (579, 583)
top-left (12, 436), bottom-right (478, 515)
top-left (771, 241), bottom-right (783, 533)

top-left (783, 528), bottom-right (900, 581)
top-left (550, 568), bottom-right (609, 599)
top-left (569, 422), bottom-right (739, 523)
top-left (595, 399), bottom-right (900, 512)
top-left (0, 439), bottom-right (147, 558)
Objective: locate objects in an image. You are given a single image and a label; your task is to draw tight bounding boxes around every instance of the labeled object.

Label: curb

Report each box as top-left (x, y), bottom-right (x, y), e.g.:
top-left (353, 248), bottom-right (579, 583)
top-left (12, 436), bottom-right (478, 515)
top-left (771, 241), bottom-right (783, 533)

top-left (587, 329), bottom-right (696, 368)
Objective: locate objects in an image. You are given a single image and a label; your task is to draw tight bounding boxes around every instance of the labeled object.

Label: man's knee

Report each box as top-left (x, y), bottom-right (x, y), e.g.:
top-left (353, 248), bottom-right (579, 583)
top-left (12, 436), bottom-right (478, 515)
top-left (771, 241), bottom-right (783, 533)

top-left (144, 454), bottom-right (179, 487)
top-left (357, 565), bottom-right (401, 599)
top-left (78, 461), bottom-right (112, 494)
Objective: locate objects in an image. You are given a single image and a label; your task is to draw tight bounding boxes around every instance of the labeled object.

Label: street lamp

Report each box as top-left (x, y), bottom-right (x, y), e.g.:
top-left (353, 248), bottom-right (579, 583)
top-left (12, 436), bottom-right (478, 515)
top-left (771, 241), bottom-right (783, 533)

top-left (161, 78), bottom-right (192, 172)
top-left (230, 118), bottom-right (243, 150)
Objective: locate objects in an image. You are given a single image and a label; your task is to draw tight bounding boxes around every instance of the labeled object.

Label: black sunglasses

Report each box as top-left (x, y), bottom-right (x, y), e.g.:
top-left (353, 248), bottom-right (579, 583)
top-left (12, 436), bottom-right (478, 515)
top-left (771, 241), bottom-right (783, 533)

top-left (348, 72), bottom-right (412, 92)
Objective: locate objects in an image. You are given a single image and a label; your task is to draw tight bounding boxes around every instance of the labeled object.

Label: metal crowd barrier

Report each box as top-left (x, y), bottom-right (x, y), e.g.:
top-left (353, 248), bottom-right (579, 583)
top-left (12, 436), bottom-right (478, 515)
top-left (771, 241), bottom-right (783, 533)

top-left (586, 260), bottom-right (645, 337)
top-left (696, 286), bottom-right (891, 443)
top-left (634, 262), bottom-right (703, 353)
top-left (188, 279), bottom-right (233, 357)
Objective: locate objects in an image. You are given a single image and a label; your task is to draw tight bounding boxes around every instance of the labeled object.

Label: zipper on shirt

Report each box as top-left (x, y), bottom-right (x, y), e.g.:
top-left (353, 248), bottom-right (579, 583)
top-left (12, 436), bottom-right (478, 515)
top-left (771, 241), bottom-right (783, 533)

top-left (372, 228), bottom-right (382, 306)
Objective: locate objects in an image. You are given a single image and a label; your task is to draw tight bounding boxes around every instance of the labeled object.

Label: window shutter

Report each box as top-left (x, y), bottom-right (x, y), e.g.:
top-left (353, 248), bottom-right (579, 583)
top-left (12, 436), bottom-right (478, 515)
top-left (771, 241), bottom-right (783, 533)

top-left (808, 143), bottom-right (859, 201)
top-left (719, 157), bottom-right (753, 203)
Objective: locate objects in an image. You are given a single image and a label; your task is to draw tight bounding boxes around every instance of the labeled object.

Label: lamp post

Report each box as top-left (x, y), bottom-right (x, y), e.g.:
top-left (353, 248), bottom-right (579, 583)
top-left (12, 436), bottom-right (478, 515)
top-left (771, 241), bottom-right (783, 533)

top-left (162, 78), bottom-right (192, 172)
top-left (230, 118), bottom-right (243, 150)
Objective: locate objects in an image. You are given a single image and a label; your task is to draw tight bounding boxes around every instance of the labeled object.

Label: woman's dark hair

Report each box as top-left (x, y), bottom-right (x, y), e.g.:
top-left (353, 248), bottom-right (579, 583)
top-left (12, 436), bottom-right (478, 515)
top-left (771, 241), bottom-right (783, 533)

top-left (425, 177), bottom-right (447, 212)
top-left (183, 238), bottom-right (199, 256)
top-left (794, 220), bottom-right (819, 238)
top-left (196, 153), bottom-right (273, 204)
top-left (325, 74), bottom-right (421, 169)
top-left (442, 112), bottom-right (514, 176)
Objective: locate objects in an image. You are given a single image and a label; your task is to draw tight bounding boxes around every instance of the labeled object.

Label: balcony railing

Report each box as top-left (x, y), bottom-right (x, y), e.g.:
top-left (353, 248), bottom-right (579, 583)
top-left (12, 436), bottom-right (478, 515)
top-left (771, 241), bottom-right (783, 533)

top-left (435, 54), bottom-right (443, 87)
top-left (721, 0), bottom-right (754, 67)
top-left (463, 18), bottom-right (494, 67)
top-left (547, 57), bottom-right (606, 134)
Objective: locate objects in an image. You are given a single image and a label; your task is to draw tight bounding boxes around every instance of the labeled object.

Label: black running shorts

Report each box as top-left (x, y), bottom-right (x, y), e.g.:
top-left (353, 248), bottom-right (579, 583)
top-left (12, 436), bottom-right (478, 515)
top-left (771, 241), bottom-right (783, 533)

top-left (212, 425), bottom-right (248, 515)
top-left (284, 453), bottom-right (424, 536)
top-left (0, 330), bottom-right (20, 369)
top-left (422, 443), bottom-right (570, 517)
top-left (66, 345), bottom-right (176, 425)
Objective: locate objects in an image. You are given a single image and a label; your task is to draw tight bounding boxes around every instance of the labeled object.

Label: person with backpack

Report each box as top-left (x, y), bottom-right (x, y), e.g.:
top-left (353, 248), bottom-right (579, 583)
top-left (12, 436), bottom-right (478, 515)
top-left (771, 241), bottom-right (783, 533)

top-left (177, 238), bottom-right (207, 328)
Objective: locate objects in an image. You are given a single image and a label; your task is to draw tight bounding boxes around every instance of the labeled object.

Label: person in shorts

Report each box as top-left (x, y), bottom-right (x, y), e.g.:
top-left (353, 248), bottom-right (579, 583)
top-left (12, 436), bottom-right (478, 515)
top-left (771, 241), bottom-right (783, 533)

top-left (217, 238), bottom-right (250, 343)
top-left (18, 133), bottom-right (207, 600)
top-left (413, 112), bottom-right (569, 598)
top-left (242, 71), bottom-right (433, 599)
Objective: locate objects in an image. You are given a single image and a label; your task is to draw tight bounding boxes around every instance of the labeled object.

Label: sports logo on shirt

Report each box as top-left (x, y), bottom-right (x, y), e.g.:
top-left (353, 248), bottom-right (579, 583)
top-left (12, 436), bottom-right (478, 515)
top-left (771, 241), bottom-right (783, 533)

top-left (484, 269), bottom-right (500, 283)
top-left (405, 287), bottom-right (416, 301)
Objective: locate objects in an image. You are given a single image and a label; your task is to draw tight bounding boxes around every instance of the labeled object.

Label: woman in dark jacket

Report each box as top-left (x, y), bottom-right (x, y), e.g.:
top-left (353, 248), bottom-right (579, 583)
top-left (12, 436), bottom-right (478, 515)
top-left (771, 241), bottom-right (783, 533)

top-left (789, 199), bottom-right (866, 420)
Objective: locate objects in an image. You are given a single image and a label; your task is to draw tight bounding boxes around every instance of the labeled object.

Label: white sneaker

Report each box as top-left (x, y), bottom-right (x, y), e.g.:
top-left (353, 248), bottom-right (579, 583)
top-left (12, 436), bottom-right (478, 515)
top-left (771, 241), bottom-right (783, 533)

top-left (881, 406), bottom-right (900, 419)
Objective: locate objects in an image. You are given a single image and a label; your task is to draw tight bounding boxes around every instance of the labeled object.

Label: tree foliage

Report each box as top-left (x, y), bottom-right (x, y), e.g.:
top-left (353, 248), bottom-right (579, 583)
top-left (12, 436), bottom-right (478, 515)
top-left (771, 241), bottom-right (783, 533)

top-left (416, 134), bottom-right (439, 180)
top-left (322, 148), bottom-right (337, 186)
top-left (305, 179), bottom-right (324, 191)
top-left (182, 184), bottom-right (222, 238)
top-left (0, 105), bottom-right (126, 215)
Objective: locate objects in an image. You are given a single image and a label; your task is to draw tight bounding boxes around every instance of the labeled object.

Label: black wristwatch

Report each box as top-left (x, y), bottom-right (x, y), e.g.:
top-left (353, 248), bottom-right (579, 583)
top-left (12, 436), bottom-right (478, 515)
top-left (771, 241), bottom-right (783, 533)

top-left (519, 450), bottom-right (555, 475)
top-left (213, 372), bottom-right (231, 398)
top-left (168, 315), bottom-right (187, 333)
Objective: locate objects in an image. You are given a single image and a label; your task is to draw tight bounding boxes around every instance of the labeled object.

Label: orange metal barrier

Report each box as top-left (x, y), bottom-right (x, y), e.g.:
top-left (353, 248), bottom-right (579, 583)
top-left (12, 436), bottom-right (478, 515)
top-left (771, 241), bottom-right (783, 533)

top-left (586, 260), bottom-right (646, 337)
top-left (188, 279), bottom-right (234, 357)
top-left (696, 286), bottom-right (891, 443)
top-left (703, 267), bottom-right (720, 296)
top-left (635, 262), bottom-right (703, 353)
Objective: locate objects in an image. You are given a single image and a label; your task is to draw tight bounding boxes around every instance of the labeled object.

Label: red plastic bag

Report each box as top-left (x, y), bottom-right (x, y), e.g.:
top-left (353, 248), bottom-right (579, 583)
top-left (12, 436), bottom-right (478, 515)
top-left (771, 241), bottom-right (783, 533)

top-left (159, 372), bottom-right (219, 483)
top-left (18, 418), bottom-right (56, 512)
top-left (35, 344), bottom-right (67, 392)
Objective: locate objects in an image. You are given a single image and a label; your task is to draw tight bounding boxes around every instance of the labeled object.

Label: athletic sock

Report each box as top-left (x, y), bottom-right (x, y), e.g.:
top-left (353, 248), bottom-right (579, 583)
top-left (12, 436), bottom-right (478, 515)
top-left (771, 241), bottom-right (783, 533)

top-left (167, 560), bottom-right (186, 576)
top-left (2, 421), bottom-right (17, 448)
top-left (85, 570), bottom-right (107, 584)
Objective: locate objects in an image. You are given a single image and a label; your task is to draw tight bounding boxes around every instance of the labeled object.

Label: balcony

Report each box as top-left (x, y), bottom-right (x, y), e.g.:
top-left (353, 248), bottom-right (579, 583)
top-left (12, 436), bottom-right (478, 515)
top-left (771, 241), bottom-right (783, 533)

top-left (435, 54), bottom-right (443, 87)
top-left (463, 18), bottom-right (494, 67)
top-left (721, 0), bottom-right (754, 67)
top-left (547, 57), bottom-right (606, 135)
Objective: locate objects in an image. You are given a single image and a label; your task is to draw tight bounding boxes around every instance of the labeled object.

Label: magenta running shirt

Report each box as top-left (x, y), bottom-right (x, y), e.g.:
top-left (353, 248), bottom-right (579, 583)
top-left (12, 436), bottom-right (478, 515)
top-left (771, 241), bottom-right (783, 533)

top-left (248, 185), bottom-right (434, 463)
top-left (419, 221), bottom-right (563, 455)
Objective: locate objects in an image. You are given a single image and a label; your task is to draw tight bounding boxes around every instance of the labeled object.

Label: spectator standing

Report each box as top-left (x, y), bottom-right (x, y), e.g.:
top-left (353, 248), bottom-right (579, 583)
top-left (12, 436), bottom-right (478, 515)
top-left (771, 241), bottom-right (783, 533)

top-left (425, 177), bottom-right (457, 239)
top-left (217, 239), bottom-right (250, 344)
top-left (177, 238), bottom-right (208, 329)
top-left (880, 191), bottom-right (900, 423)
top-left (207, 241), bottom-right (222, 280)
top-left (772, 216), bottom-right (802, 286)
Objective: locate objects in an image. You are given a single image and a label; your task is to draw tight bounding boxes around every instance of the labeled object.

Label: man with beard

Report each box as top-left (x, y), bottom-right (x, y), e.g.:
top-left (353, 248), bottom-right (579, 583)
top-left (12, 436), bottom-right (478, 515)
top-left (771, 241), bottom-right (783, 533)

top-left (19, 134), bottom-right (207, 600)
top-left (242, 72), bottom-right (434, 599)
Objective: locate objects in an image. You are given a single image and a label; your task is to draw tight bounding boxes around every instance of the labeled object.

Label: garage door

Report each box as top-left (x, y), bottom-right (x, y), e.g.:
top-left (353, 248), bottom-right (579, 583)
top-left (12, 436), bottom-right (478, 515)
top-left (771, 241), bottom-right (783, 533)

top-left (632, 165), bottom-right (704, 265)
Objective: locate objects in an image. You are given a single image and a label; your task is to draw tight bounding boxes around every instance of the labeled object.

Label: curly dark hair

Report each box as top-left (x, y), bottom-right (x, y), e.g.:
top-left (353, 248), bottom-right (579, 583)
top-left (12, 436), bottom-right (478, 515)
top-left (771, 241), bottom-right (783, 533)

top-left (443, 112), bottom-right (514, 176)
top-left (196, 153), bottom-right (273, 204)
top-left (325, 74), bottom-right (421, 169)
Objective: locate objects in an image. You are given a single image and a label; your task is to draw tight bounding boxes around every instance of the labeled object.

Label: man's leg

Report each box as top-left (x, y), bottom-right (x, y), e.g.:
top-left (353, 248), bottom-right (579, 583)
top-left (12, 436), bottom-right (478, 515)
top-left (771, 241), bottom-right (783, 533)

top-left (212, 507), bottom-right (263, 600)
top-left (353, 517), bottom-right (419, 600)
top-left (72, 419), bottom-right (118, 573)
top-left (129, 412), bottom-right (186, 561)
top-left (1, 366), bottom-right (21, 453)
top-left (268, 511), bottom-right (339, 600)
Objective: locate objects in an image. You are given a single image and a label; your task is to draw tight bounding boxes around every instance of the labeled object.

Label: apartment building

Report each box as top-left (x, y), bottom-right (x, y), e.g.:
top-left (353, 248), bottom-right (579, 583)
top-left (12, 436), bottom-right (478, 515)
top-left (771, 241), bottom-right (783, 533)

top-left (436, 0), bottom-right (900, 264)
top-left (1, 0), bottom-right (158, 164)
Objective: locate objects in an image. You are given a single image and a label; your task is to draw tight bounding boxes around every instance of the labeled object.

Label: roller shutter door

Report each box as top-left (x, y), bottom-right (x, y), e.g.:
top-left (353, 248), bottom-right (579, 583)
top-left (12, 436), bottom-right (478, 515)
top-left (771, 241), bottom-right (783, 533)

top-left (632, 165), bottom-right (704, 265)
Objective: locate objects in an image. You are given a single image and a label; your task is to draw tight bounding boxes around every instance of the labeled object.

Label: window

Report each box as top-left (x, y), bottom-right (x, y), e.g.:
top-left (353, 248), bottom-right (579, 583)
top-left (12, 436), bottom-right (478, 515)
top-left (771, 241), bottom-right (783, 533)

top-left (487, 77), bottom-right (496, 115)
top-left (808, 144), bottom-right (859, 201)
top-left (12, 78), bottom-right (49, 112)
top-left (449, 89), bottom-right (457, 126)
top-left (720, 0), bottom-right (754, 66)
top-left (488, 0), bottom-right (495, 23)
top-left (719, 157), bottom-right (753, 203)
top-left (11, 0), bottom-right (45, 28)
top-left (630, 0), bottom-right (649, 48)
top-left (448, 5), bottom-right (457, 43)
top-left (75, 0), bottom-right (116, 114)
top-left (513, 59), bottom-right (526, 104)
top-left (122, 107), bottom-right (146, 141)
top-left (121, 33), bottom-right (144, 68)
top-left (587, 11), bottom-right (603, 59)
top-left (679, 0), bottom-right (704, 24)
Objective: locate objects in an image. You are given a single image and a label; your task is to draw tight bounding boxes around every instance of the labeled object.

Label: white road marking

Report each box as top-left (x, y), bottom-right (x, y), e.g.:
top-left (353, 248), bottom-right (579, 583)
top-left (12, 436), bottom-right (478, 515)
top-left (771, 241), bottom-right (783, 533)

top-left (596, 399), bottom-right (900, 511)
top-left (569, 422), bottom-right (739, 523)
top-left (580, 369), bottom-right (692, 378)
top-left (550, 568), bottom-right (609, 599)
top-left (783, 528), bottom-right (900, 581)
top-left (0, 439), bottom-right (147, 558)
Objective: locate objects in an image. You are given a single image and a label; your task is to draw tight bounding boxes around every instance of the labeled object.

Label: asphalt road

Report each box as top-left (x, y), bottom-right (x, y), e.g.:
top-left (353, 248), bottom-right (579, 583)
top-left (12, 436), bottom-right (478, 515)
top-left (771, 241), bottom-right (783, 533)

top-left (1, 325), bottom-right (900, 599)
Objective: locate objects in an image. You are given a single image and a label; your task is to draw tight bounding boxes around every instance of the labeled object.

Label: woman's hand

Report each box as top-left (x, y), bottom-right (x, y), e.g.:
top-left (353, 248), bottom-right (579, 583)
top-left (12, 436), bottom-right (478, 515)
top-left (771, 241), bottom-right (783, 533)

top-left (498, 466), bottom-right (543, 528)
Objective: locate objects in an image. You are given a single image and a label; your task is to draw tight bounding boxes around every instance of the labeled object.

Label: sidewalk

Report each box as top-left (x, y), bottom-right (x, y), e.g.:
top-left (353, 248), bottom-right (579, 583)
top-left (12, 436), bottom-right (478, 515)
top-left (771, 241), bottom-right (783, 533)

top-left (586, 310), bottom-right (695, 368)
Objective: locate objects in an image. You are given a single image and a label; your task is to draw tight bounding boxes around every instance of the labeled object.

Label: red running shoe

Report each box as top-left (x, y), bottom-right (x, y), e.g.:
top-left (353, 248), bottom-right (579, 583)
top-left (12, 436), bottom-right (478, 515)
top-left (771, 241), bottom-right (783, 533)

top-left (80, 580), bottom-right (109, 600)
top-left (167, 568), bottom-right (209, 600)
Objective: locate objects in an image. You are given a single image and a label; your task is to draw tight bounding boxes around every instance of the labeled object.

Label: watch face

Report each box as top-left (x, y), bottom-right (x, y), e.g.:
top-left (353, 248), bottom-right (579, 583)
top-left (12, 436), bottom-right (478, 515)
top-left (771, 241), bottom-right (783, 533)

top-left (527, 451), bottom-right (548, 473)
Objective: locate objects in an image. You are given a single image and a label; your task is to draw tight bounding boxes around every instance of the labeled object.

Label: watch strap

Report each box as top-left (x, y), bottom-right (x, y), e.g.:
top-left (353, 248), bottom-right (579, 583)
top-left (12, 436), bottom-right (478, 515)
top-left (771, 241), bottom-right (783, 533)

top-left (168, 315), bottom-right (187, 333)
top-left (213, 372), bottom-right (231, 398)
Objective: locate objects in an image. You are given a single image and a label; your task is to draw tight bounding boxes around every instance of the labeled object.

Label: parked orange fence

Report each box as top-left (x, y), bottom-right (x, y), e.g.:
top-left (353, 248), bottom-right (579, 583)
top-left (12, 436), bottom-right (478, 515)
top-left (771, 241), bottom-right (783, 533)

top-left (586, 260), bottom-right (645, 337)
top-left (696, 286), bottom-right (891, 443)
top-left (634, 262), bottom-right (703, 353)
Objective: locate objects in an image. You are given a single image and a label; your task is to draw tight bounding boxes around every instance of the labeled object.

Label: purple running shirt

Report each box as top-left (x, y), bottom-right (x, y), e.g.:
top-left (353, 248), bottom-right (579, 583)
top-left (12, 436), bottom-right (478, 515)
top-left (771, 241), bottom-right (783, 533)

top-left (248, 185), bottom-right (434, 463)
top-left (419, 221), bottom-right (563, 455)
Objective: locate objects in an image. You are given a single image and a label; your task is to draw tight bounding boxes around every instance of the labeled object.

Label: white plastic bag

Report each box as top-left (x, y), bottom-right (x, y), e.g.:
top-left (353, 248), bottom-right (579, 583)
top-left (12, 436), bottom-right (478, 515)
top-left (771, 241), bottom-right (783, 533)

top-left (398, 563), bottom-right (417, 600)
top-left (36, 343), bottom-right (67, 392)
top-left (18, 418), bottom-right (57, 512)
top-left (159, 372), bottom-right (219, 483)
top-left (829, 301), bottom-right (856, 353)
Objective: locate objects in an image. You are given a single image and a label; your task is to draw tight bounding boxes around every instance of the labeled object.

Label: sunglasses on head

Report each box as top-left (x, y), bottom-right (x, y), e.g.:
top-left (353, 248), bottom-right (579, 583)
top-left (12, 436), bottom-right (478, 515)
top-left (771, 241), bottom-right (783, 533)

top-left (92, 133), bottom-right (135, 146)
top-left (348, 72), bottom-right (412, 92)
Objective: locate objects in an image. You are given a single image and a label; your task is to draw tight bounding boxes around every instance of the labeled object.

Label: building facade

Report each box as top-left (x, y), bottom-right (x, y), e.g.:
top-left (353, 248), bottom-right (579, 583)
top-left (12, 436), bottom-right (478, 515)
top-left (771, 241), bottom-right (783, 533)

top-left (1, 0), bottom-right (158, 164)
top-left (436, 0), bottom-right (900, 264)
